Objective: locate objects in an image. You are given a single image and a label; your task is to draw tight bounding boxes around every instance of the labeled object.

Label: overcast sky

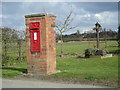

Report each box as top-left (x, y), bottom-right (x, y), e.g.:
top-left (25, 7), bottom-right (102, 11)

top-left (1, 2), bottom-right (118, 34)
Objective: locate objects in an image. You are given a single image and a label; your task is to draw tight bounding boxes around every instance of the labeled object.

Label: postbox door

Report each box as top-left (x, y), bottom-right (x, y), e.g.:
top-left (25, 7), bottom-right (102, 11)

top-left (30, 22), bottom-right (40, 52)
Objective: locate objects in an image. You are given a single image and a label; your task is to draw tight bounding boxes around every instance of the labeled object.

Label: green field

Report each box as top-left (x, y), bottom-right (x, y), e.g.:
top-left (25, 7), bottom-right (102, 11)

top-left (56, 41), bottom-right (118, 55)
top-left (2, 41), bottom-right (119, 87)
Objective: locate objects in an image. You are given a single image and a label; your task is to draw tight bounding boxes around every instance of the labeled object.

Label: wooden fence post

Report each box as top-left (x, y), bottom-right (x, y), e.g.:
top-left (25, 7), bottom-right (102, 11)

top-left (4, 39), bottom-right (7, 56)
top-left (18, 39), bottom-right (22, 61)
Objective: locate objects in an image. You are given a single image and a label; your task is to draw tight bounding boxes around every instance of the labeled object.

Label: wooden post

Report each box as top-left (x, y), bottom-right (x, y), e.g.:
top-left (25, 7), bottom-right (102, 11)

top-left (96, 30), bottom-right (99, 49)
top-left (94, 22), bottom-right (101, 49)
top-left (60, 32), bottom-right (63, 57)
top-left (18, 39), bottom-right (22, 61)
top-left (104, 28), bottom-right (107, 48)
top-left (4, 39), bottom-right (7, 56)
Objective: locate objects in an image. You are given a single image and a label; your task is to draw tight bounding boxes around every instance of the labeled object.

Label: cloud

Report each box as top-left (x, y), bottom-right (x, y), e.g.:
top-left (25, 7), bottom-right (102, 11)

top-left (76, 11), bottom-right (117, 28)
top-left (63, 10), bottom-right (118, 34)
top-left (0, 15), bottom-right (7, 18)
top-left (95, 11), bottom-right (118, 25)
top-left (0, 14), bottom-right (7, 27)
top-left (2, 2), bottom-right (118, 34)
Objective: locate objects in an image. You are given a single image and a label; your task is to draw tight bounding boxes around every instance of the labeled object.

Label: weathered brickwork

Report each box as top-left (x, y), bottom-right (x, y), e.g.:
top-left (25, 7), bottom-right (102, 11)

top-left (25, 14), bottom-right (56, 75)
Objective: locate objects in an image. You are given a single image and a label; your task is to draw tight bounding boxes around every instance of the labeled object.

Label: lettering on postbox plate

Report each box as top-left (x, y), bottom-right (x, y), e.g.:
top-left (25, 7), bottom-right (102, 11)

top-left (30, 22), bottom-right (40, 52)
top-left (30, 22), bottom-right (39, 29)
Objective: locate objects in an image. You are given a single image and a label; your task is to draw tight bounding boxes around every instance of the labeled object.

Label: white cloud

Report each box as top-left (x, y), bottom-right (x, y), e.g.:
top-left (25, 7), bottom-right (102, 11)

top-left (94, 11), bottom-right (118, 25)
top-left (63, 27), bottom-right (94, 35)
top-left (80, 27), bottom-right (93, 33)
top-left (63, 11), bottom-right (118, 34)
top-left (75, 11), bottom-right (117, 29)
top-left (2, 2), bottom-right (118, 34)
top-left (0, 15), bottom-right (7, 18)
top-left (0, 15), bottom-right (2, 18)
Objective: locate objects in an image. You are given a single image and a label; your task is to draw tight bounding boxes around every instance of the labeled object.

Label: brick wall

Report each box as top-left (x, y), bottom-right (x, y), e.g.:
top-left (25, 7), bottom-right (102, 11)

top-left (25, 14), bottom-right (56, 75)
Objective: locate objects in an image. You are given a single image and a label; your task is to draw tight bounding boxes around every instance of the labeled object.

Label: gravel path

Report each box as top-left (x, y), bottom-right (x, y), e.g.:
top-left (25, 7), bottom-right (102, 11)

top-left (2, 78), bottom-right (109, 88)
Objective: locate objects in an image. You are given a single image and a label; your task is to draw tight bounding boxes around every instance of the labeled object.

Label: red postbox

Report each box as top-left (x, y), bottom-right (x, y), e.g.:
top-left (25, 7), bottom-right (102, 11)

top-left (29, 22), bottom-right (40, 52)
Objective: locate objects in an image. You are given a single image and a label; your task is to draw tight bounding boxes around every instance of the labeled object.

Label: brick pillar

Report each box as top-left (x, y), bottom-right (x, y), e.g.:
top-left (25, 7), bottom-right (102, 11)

top-left (25, 13), bottom-right (57, 75)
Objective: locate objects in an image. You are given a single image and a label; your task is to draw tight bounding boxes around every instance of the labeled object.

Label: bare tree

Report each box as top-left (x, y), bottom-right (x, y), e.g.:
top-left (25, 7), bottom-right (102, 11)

top-left (56, 8), bottom-right (78, 57)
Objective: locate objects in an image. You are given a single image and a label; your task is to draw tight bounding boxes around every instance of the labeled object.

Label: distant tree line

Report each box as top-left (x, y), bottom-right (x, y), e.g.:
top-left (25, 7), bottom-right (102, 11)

top-left (1, 27), bottom-right (25, 41)
top-left (56, 29), bottom-right (118, 42)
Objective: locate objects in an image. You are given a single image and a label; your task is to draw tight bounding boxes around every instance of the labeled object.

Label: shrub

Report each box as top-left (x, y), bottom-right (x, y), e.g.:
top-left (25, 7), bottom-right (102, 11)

top-left (85, 48), bottom-right (92, 58)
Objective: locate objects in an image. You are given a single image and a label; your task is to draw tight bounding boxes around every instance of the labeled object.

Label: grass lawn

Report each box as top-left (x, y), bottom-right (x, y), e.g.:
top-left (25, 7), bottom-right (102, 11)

top-left (52, 56), bottom-right (118, 87)
top-left (54, 56), bottom-right (118, 79)
top-left (2, 41), bottom-right (119, 87)
top-left (2, 62), bottom-right (27, 78)
top-left (2, 56), bottom-right (118, 87)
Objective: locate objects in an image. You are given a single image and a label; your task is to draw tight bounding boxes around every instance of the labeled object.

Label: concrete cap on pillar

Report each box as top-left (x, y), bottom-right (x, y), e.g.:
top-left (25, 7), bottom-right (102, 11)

top-left (25, 13), bottom-right (56, 18)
